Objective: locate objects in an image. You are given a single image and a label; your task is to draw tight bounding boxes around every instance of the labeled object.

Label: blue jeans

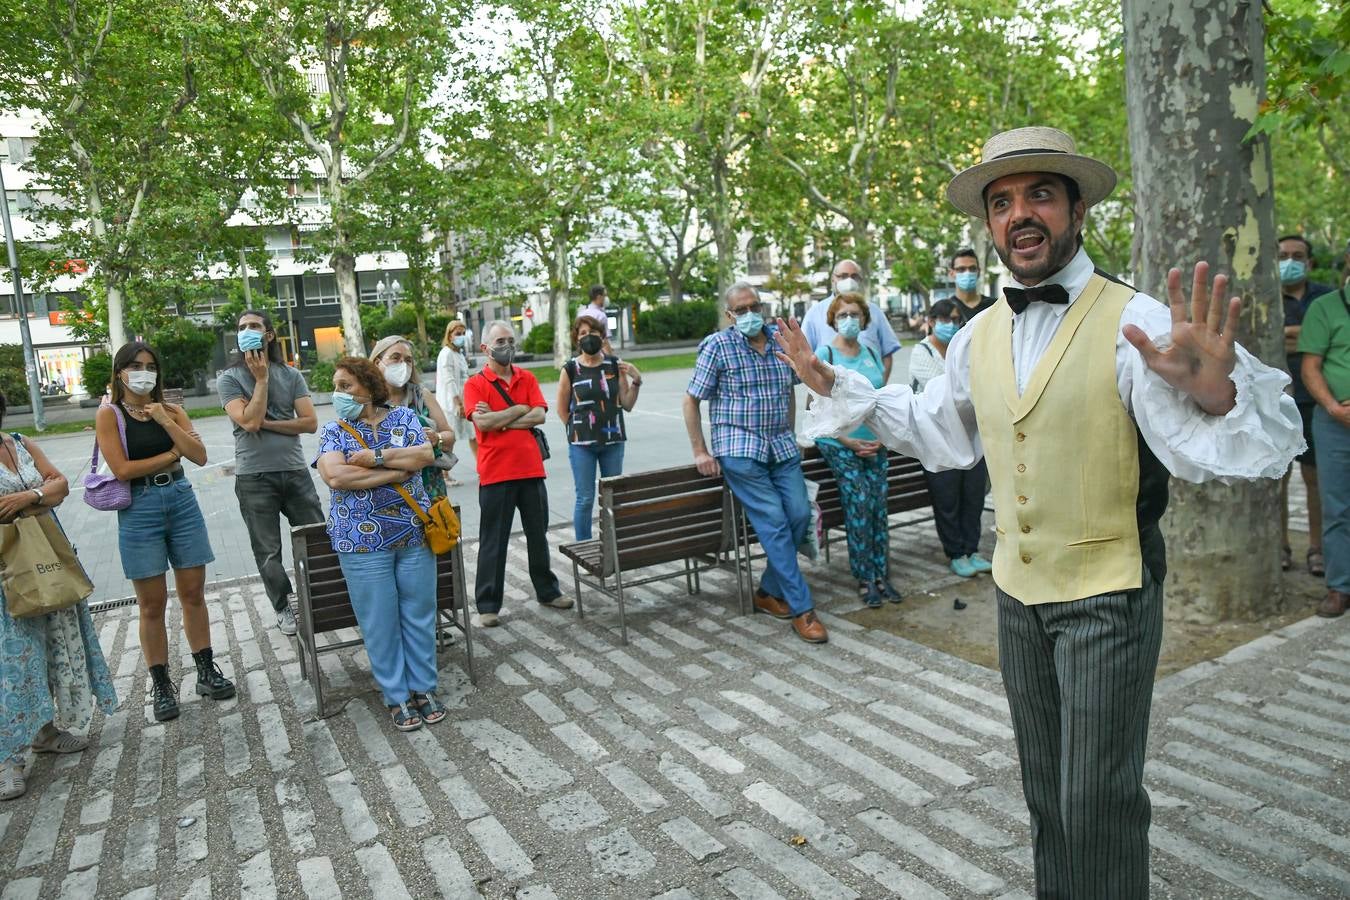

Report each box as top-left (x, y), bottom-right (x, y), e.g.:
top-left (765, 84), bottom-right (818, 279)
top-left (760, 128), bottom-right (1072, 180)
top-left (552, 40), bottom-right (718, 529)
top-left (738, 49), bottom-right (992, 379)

top-left (336, 545), bottom-right (437, 706)
top-left (569, 442), bottom-right (625, 540)
top-left (117, 479), bottom-right (215, 580)
top-left (1313, 407), bottom-right (1350, 593)
top-left (720, 455), bottom-right (813, 616)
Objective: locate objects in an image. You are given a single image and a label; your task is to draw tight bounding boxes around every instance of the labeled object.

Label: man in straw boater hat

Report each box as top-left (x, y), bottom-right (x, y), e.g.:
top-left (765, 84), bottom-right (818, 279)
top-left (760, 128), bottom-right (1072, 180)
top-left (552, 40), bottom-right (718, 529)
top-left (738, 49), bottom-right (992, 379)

top-left (774, 126), bottom-right (1305, 896)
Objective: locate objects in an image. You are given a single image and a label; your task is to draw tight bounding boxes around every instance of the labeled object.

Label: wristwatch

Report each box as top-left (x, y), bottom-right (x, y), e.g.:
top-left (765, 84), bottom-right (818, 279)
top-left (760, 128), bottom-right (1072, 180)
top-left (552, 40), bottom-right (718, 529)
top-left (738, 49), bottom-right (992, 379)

top-left (373, 449), bottom-right (385, 467)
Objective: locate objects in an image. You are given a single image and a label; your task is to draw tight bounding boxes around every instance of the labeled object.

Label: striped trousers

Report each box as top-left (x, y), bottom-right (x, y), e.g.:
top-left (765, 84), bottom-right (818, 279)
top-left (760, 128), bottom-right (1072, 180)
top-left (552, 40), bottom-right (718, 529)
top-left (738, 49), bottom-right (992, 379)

top-left (996, 567), bottom-right (1164, 899)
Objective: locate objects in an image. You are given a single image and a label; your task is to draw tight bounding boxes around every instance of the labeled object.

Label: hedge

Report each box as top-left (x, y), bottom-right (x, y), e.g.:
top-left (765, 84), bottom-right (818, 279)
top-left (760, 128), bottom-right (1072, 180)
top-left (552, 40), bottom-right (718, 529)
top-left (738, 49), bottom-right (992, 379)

top-left (636, 300), bottom-right (719, 343)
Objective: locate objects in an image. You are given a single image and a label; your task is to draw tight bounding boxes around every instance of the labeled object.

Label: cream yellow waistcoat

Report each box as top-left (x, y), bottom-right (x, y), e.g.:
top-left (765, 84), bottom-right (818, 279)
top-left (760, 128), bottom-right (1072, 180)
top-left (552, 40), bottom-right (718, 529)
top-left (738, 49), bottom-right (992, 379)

top-left (968, 274), bottom-right (1142, 604)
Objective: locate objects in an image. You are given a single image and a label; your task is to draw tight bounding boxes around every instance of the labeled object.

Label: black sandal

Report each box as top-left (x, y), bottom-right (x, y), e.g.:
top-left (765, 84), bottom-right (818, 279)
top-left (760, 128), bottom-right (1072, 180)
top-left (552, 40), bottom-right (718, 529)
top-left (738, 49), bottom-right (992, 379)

top-left (390, 702), bottom-right (423, 732)
top-left (411, 692), bottom-right (447, 725)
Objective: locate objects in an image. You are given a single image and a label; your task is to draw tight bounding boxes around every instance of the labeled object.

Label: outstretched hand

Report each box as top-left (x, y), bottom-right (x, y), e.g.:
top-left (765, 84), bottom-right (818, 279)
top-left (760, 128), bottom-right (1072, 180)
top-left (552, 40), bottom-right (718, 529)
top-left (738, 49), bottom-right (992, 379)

top-left (1121, 262), bottom-right (1240, 416)
top-left (772, 317), bottom-right (836, 395)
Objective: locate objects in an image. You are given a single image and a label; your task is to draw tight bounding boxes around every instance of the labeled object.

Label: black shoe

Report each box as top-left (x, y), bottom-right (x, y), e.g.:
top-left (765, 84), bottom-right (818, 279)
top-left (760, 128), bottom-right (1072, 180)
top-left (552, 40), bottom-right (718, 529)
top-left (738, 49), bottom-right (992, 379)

top-left (862, 582), bottom-right (883, 608)
top-left (149, 664), bottom-right (179, 721)
top-left (192, 648), bottom-right (236, 700)
top-left (876, 579), bottom-right (902, 603)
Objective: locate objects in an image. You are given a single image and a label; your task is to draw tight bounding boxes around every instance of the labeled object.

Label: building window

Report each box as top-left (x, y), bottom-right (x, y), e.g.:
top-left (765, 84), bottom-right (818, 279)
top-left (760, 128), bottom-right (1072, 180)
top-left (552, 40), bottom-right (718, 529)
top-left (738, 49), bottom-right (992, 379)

top-left (747, 239), bottom-right (772, 277)
top-left (275, 278), bottom-right (297, 308)
top-left (302, 273), bottom-right (339, 306)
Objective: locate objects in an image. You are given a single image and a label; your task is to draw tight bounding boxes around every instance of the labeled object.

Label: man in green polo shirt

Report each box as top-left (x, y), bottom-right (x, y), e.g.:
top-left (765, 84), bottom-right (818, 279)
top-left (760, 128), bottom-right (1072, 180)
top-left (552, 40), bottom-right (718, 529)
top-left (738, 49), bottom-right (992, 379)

top-left (1298, 283), bottom-right (1350, 616)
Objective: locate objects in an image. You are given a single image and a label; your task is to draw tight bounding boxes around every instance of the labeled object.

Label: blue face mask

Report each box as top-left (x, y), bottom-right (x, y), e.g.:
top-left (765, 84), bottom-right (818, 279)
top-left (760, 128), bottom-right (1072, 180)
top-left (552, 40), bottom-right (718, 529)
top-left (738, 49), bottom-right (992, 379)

top-left (451, 335), bottom-right (466, 348)
top-left (954, 272), bottom-right (980, 292)
top-left (237, 329), bottom-right (265, 352)
top-left (1278, 259), bottom-right (1307, 285)
top-left (934, 321), bottom-right (960, 343)
top-left (332, 391), bottom-right (364, 421)
top-left (735, 311), bottom-right (764, 337)
top-left (836, 316), bottom-right (862, 339)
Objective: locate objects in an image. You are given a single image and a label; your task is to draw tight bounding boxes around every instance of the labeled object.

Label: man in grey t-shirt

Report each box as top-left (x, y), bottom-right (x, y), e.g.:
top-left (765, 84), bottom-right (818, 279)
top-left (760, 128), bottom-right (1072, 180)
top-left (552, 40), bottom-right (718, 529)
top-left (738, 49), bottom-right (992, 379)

top-left (218, 310), bottom-right (324, 635)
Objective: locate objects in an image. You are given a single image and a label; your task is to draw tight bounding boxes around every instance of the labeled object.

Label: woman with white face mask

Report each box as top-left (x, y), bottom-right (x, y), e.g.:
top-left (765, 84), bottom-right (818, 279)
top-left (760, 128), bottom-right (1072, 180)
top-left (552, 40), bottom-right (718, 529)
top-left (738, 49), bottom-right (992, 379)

top-left (94, 342), bottom-right (226, 723)
top-left (371, 336), bottom-right (456, 501)
top-left (435, 321), bottom-right (477, 482)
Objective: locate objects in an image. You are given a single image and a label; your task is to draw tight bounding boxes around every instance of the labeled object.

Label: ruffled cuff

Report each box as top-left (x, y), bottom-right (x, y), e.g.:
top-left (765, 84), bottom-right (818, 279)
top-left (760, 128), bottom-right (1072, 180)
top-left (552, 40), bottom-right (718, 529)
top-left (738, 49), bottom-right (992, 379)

top-left (802, 366), bottom-right (878, 441)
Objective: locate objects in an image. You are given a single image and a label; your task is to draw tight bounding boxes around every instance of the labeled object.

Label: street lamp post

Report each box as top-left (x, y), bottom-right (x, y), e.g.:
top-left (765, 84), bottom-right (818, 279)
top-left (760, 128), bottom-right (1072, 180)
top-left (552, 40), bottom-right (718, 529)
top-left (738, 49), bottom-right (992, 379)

top-left (0, 164), bottom-right (45, 430)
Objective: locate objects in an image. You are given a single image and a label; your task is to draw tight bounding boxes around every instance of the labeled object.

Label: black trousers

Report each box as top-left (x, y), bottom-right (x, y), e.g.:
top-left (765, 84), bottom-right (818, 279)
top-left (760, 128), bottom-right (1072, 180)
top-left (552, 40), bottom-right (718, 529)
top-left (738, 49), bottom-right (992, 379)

top-left (234, 469), bottom-right (325, 611)
top-left (924, 459), bottom-right (988, 559)
top-left (996, 567), bottom-right (1164, 900)
top-left (474, 477), bottom-right (561, 613)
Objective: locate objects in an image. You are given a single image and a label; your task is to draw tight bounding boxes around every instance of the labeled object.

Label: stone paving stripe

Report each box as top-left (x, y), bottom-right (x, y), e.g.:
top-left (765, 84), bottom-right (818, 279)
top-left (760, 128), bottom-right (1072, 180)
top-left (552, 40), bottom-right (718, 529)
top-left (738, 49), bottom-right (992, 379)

top-left (69, 828), bottom-right (104, 873)
top-left (516, 886), bottom-right (561, 900)
top-left (421, 835), bottom-right (480, 898)
top-left (354, 843), bottom-right (410, 899)
top-left (275, 777), bottom-right (317, 854)
top-left (1281, 688), bottom-right (1350, 721)
top-left (856, 807), bottom-right (1005, 895)
top-left (651, 889), bottom-right (699, 900)
top-left (588, 826), bottom-right (657, 878)
top-left (18, 778), bottom-right (70, 869)
top-left (551, 721), bottom-right (610, 761)
top-left (1189, 812), bottom-right (1306, 866)
top-left (132, 724), bottom-right (165, 808)
top-left (121, 814), bottom-right (159, 877)
top-left (702, 649), bottom-right (748, 671)
top-left (512, 650), bottom-right (566, 684)
top-left (58, 868), bottom-right (99, 900)
top-left (917, 669), bottom-right (1011, 715)
top-left (1185, 703), bottom-right (1350, 761)
top-left (883, 683), bottom-right (1015, 740)
top-left (79, 787), bottom-right (112, 828)
top-left (0, 810), bottom-right (10, 847)
top-left (220, 712), bottom-right (253, 777)
top-left (297, 857), bottom-right (342, 900)
top-left (664, 726), bottom-right (746, 775)
top-left (719, 690), bottom-right (798, 727)
top-left (1308, 657), bottom-right (1350, 679)
top-left (324, 770), bottom-right (379, 845)
top-left (2, 878), bottom-right (41, 900)
top-left (679, 663), bottom-right (712, 681)
top-left (868, 701), bottom-right (979, 747)
top-left (1294, 671), bottom-right (1350, 699)
top-left (716, 629), bottom-right (793, 665)
top-left (1254, 806), bottom-right (1350, 857)
top-left (738, 733), bottom-right (824, 787)
top-left (456, 718), bottom-right (574, 795)
top-left (630, 634), bottom-right (676, 660)
top-left (563, 687), bottom-right (599, 714)
top-left (825, 632), bottom-right (922, 675)
top-left (1144, 761), bottom-right (1262, 812)
top-left (613, 689), bottom-right (674, 725)
top-left (657, 753), bottom-right (733, 818)
top-left (521, 689), bottom-right (568, 725)
top-left (1314, 647), bottom-right (1350, 665)
top-left (828, 712), bottom-right (975, 787)
top-left (813, 610), bottom-right (865, 633)
top-left (402, 728), bottom-right (458, 780)
top-left (717, 866), bottom-right (789, 900)
top-left (849, 851), bottom-right (951, 900)
top-left (467, 815), bottom-right (535, 880)
top-left (229, 786), bottom-right (268, 857)
top-left (240, 849), bottom-right (277, 899)
top-left (741, 781), bottom-right (857, 859)
top-left (555, 654), bottom-right (614, 689)
top-left (659, 815), bottom-right (726, 861)
top-left (1260, 701), bottom-right (1350, 740)
top-left (496, 662), bottom-right (528, 686)
top-left (649, 621), bottom-right (710, 650)
top-left (568, 627), bottom-right (615, 655)
top-left (175, 800), bottom-right (208, 866)
top-left (722, 821), bottom-right (859, 900)
top-left (246, 668), bottom-right (275, 704)
top-left (1151, 825), bottom-right (1305, 900)
top-left (684, 697), bottom-right (745, 733)
top-left (807, 732), bottom-right (933, 806)
top-left (791, 666), bottom-right (873, 703)
top-left (537, 790), bottom-right (610, 832)
top-left (929, 807), bottom-right (1017, 849)
top-left (607, 650), bottom-right (679, 695)
top-left (1163, 740), bottom-right (1350, 819)
top-left (256, 703), bottom-right (295, 772)
top-left (439, 775), bottom-right (491, 820)
top-left (1168, 717), bottom-right (1331, 777)
top-left (176, 745), bottom-right (205, 799)
top-left (347, 702), bottom-right (399, 766)
top-left (977, 750), bottom-right (1017, 770)
top-left (119, 887), bottom-right (155, 900)
top-left (1297, 857), bottom-right (1350, 896)
top-left (749, 672), bottom-right (830, 712)
top-left (381, 764), bottom-right (434, 828)
top-left (599, 761), bottom-right (669, 813)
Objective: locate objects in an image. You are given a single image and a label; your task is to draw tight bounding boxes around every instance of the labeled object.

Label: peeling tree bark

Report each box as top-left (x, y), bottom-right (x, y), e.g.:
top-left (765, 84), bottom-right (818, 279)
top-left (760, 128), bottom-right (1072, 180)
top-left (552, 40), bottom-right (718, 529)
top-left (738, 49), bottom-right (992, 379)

top-left (1124, 0), bottom-right (1285, 623)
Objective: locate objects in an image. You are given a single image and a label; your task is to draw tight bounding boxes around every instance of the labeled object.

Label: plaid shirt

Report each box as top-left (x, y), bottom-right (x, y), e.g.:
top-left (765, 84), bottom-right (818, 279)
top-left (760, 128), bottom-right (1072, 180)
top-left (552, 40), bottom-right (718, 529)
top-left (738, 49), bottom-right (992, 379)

top-left (687, 326), bottom-right (800, 464)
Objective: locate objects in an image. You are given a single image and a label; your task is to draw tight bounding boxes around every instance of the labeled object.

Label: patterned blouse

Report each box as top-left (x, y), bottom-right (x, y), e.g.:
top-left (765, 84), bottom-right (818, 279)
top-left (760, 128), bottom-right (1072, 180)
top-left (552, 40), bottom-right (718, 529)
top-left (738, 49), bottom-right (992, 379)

top-left (564, 356), bottom-right (627, 446)
top-left (313, 406), bottom-right (431, 553)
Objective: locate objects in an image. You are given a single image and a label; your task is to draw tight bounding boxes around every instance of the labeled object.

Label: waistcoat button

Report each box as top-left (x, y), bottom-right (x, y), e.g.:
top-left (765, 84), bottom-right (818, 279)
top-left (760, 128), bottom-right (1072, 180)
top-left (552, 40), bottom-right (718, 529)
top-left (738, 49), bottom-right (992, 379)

top-left (1017, 495), bottom-right (1028, 504)
top-left (1016, 463), bottom-right (1026, 473)
top-left (1015, 432), bottom-right (1026, 442)
top-left (1021, 524), bottom-right (1031, 533)
top-left (1021, 554), bottom-right (1032, 564)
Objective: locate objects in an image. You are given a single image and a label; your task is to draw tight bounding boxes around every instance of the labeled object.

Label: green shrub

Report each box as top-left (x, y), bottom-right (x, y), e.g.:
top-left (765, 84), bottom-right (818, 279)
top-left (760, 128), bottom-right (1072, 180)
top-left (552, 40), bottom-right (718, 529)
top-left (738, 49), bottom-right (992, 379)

top-left (522, 322), bottom-right (554, 354)
top-left (82, 350), bottom-right (113, 398)
top-left (0, 345), bottom-right (27, 407)
top-left (307, 360), bottom-right (336, 394)
top-left (636, 300), bottom-right (719, 342)
top-left (155, 319), bottom-right (218, 389)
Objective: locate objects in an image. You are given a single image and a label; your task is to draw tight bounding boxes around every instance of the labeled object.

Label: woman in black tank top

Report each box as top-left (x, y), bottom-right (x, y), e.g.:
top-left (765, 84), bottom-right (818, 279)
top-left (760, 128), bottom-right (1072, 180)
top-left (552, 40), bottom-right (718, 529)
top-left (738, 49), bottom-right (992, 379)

top-left (95, 342), bottom-right (231, 722)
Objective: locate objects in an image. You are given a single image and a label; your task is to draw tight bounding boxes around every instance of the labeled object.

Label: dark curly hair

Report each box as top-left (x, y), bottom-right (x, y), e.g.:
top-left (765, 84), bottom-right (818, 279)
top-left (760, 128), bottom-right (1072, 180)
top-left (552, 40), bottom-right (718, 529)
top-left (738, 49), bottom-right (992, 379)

top-left (333, 356), bottom-right (390, 406)
top-left (570, 315), bottom-right (606, 350)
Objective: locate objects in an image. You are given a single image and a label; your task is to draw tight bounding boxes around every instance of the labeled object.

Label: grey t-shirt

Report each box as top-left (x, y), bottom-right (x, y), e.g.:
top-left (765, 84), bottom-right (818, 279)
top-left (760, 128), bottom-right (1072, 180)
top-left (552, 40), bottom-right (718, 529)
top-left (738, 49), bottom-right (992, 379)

top-left (217, 363), bottom-right (312, 475)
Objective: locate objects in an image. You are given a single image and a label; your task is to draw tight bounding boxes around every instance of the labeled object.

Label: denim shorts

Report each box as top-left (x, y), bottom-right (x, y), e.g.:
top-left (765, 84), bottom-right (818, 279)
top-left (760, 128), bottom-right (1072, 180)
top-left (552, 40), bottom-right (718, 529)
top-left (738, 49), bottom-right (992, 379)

top-left (116, 478), bottom-right (216, 580)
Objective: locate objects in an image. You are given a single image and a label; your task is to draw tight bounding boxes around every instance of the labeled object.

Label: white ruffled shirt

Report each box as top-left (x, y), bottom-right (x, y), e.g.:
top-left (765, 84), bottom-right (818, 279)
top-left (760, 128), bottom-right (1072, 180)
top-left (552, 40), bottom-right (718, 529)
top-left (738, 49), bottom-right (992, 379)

top-left (805, 247), bottom-right (1305, 483)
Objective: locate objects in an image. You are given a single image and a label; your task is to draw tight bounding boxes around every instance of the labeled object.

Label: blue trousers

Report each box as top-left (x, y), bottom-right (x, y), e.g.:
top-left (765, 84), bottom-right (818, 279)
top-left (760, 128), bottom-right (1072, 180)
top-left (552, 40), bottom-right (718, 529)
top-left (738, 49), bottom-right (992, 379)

top-left (337, 544), bottom-right (437, 706)
top-left (720, 455), bottom-right (813, 616)
top-left (817, 443), bottom-right (889, 582)
top-left (568, 442), bottom-right (625, 541)
top-left (1313, 407), bottom-right (1350, 593)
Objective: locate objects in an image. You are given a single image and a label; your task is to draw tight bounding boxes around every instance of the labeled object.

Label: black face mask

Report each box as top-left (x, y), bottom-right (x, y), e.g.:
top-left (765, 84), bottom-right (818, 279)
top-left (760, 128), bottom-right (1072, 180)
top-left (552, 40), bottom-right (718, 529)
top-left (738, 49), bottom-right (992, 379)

top-left (578, 334), bottom-right (603, 355)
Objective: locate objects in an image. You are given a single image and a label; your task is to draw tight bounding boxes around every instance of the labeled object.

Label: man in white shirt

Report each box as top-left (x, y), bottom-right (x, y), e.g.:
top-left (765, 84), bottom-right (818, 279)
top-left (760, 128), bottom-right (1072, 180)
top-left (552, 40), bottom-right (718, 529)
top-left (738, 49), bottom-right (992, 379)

top-left (776, 126), bottom-right (1303, 899)
top-left (801, 260), bottom-right (902, 382)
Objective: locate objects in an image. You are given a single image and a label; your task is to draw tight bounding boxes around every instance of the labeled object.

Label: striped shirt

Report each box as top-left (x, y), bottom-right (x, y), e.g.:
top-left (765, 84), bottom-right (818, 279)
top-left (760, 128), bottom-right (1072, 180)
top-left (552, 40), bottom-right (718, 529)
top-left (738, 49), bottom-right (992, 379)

top-left (687, 327), bottom-right (800, 464)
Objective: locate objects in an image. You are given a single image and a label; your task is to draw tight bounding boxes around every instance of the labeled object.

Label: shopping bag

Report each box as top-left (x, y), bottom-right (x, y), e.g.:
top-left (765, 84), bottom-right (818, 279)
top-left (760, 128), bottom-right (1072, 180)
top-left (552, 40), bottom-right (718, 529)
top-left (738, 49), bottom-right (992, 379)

top-left (0, 512), bottom-right (95, 617)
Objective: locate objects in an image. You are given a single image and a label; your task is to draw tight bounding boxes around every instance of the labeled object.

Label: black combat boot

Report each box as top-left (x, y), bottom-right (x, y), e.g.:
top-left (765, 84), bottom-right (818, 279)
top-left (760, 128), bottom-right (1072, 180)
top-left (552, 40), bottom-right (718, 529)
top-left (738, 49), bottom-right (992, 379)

top-left (149, 664), bottom-right (179, 721)
top-left (192, 647), bottom-right (236, 700)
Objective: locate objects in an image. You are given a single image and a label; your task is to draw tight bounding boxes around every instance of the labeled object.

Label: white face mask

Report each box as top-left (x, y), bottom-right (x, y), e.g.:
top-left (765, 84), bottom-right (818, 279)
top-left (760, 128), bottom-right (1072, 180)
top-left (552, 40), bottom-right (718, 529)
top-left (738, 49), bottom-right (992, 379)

top-left (124, 370), bottom-right (157, 395)
top-left (383, 361), bottom-right (411, 388)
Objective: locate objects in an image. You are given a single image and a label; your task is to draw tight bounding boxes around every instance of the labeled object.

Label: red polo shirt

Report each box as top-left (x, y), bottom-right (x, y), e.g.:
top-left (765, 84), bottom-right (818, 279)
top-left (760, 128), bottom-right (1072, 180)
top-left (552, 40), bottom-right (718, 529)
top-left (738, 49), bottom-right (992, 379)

top-left (465, 365), bottom-right (549, 486)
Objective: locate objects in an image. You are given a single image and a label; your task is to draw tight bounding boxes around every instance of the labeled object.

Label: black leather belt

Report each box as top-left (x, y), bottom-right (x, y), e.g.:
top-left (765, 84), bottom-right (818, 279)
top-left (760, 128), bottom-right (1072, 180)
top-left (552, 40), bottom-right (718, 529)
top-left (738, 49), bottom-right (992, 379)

top-left (130, 465), bottom-right (185, 488)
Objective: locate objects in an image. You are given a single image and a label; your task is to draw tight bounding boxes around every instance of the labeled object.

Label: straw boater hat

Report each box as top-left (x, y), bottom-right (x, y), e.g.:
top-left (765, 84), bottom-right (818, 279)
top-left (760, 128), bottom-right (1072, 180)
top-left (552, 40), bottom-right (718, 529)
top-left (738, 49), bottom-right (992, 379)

top-left (946, 126), bottom-right (1117, 220)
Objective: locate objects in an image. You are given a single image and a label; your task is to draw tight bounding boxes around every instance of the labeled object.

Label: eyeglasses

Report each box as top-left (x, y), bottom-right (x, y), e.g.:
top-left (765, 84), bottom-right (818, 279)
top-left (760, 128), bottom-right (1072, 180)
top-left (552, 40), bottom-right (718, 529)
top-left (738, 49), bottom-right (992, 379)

top-left (835, 312), bottom-right (861, 321)
top-left (729, 302), bottom-right (762, 316)
top-left (834, 271), bottom-right (861, 280)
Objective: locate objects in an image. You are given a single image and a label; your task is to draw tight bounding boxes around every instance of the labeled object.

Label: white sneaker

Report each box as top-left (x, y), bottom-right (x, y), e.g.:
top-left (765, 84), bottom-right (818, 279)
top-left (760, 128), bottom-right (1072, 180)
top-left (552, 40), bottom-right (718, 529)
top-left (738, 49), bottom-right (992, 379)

top-left (477, 612), bottom-right (500, 628)
top-left (277, 606), bottom-right (298, 636)
top-left (542, 596), bottom-right (574, 610)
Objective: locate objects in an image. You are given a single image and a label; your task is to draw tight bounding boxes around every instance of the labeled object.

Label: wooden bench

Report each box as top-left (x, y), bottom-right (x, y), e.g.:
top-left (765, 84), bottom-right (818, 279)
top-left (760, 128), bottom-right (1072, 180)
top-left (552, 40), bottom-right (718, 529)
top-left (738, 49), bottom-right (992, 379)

top-left (559, 465), bottom-right (743, 644)
top-left (291, 512), bottom-right (475, 717)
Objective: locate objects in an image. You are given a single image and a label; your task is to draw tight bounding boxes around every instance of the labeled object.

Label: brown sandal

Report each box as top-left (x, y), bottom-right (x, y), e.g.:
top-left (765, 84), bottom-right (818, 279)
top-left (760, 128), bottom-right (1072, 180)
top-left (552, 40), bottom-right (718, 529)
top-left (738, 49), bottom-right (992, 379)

top-left (1308, 548), bottom-right (1325, 577)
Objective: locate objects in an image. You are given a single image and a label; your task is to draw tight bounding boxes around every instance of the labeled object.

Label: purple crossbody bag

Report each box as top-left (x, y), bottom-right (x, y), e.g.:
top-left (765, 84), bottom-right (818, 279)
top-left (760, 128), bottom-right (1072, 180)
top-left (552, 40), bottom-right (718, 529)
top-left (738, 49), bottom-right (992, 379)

top-left (83, 403), bottom-right (132, 511)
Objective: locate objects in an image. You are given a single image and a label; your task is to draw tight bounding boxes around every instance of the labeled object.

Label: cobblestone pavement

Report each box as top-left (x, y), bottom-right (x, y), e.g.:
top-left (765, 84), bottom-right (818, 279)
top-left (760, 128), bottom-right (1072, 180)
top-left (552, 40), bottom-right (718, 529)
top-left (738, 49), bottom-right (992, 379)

top-left (3, 513), bottom-right (1349, 900)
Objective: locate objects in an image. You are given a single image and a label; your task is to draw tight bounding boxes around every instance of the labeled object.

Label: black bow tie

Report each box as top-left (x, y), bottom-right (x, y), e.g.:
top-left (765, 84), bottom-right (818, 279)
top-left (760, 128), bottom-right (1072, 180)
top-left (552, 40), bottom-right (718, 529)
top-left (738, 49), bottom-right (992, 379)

top-left (1003, 284), bottom-right (1070, 315)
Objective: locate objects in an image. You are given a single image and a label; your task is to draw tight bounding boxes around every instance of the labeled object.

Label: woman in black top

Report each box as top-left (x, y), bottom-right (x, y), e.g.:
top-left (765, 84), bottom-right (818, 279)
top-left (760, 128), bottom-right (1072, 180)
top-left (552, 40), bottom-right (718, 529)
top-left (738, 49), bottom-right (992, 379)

top-left (94, 342), bottom-right (230, 721)
top-left (555, 316), bottom-right (642, 540)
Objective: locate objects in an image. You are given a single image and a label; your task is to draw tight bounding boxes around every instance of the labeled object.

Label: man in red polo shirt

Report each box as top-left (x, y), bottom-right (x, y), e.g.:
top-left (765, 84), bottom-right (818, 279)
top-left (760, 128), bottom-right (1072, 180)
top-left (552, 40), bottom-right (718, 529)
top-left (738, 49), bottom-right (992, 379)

top-left (465, 320), bottom-right (571, 626)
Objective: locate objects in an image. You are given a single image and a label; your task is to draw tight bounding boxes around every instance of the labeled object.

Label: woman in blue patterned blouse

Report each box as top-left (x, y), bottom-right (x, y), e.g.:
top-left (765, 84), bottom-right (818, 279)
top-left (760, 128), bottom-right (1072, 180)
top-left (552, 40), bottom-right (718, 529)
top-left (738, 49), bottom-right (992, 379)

top-left (313, 357), bottom-right (443, 731)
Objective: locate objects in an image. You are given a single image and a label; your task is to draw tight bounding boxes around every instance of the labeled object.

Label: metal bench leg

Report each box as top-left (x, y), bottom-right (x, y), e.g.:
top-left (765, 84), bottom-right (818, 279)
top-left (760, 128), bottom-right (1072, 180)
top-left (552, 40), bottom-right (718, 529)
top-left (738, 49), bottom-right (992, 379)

top-left (684, 557), bottom-right (695, 595)
top-left (572, 560), bottom-right (584, 618)
top-left (615, 567), bottom-right (628, 646)
top-left (457, 545), bottom-right (476, 685)
top-left (311, 645), bottom-right (327, 718)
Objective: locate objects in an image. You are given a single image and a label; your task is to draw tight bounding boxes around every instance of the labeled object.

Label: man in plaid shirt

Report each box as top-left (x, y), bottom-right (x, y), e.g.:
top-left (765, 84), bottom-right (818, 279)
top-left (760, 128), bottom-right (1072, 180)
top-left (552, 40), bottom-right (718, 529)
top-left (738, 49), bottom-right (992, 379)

top-left (683, 282), bottom-right (829, 644)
